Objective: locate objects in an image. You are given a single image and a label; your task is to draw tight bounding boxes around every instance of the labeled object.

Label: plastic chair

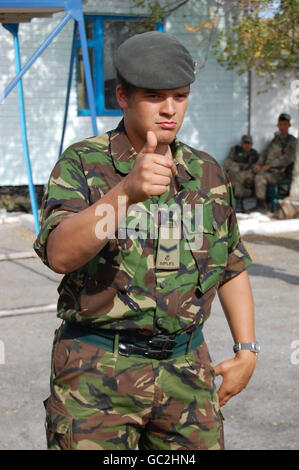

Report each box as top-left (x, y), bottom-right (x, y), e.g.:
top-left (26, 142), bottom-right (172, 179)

top-left (268, 181), bottom-right (291, 212)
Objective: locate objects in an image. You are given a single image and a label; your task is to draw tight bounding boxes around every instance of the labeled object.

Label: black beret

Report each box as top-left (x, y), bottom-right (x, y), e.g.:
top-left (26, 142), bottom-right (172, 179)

top-left (114, 31), bottom-right (196, 89)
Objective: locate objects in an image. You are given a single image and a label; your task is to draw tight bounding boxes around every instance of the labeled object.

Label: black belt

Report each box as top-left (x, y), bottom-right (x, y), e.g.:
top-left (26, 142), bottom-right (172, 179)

top-left (61, 323), bottom-right (204, 360)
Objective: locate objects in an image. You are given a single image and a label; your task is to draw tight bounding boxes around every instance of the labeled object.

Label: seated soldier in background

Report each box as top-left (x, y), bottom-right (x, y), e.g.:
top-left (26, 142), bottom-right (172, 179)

top-left (223, 135), bottom-right (259, 212)
top-left (276, 131), bottom-right (299, 220)
top-left (253, 113), bottom-right (297, 213)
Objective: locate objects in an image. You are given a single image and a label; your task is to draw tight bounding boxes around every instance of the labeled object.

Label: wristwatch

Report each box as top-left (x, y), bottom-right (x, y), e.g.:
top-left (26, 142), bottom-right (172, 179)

top-left (233, 340), bottom-right (260, 354)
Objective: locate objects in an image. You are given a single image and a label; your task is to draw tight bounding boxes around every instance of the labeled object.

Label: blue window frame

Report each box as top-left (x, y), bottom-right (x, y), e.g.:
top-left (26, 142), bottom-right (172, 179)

top-left (76, 16), bottom-right (163, 116)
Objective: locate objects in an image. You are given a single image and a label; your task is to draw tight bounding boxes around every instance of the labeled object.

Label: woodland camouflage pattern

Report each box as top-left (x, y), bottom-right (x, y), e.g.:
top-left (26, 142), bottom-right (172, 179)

top-left (223, 145), bottom-right (259, 198)
top-left (44, 329), bottom-right (224, 450)
top-left (257, 133), bottom-right (297, 175)
top-left (34, 120), bottom-right (251, 335)
top-left (224, 145), bottom-right (259, 173)
top-left (255, 133), bottom-right (297, 200)
top-left (34, 120), bottom-right (251, 450)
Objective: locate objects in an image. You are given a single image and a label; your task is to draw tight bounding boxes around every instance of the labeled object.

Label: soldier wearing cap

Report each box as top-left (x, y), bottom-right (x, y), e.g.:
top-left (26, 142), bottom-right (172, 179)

top-left (34, 31), bottom-right (258, 450)
top-left (253, 113), bottom-right (297, 212)
top-left (223, 135), bottom-right (259, 212)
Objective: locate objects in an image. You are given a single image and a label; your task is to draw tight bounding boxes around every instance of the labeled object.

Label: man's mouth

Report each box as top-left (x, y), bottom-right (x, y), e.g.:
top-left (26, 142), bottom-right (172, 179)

top-left (156, 122), bottom-right (177, 129)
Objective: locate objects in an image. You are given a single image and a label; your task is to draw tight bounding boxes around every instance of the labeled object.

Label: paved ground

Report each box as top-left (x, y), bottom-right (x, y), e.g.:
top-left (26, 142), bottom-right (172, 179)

top-left (0, 222), bottom-right (298, 450)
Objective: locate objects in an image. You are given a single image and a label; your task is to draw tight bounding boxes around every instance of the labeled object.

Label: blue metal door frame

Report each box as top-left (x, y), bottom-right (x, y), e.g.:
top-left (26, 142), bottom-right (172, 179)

top-left (0, 0), bottom-right (98, 234)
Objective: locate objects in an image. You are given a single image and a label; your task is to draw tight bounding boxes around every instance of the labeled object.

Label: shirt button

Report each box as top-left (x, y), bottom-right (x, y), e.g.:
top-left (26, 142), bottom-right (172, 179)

top-left (156, 317), bottom-right (163, 328)
top-left (160, 281), bottom-right (166, 289)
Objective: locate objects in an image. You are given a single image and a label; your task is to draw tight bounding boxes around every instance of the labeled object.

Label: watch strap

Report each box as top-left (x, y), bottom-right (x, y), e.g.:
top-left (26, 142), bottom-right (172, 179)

top-left (233, 341), bottom-right (260, 354)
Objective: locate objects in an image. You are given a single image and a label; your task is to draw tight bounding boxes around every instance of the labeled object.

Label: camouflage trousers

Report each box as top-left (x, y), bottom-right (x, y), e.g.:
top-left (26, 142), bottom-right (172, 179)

top-left (254, 170), bottom-right (281, 200)
top-left (44, 325), bottom-right (224, 450)
top-left (227, 170), bottom-right (255, 198)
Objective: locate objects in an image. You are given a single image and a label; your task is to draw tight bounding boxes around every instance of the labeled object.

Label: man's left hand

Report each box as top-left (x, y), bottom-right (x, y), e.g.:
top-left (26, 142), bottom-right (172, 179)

top-left (214, 350), bottom-right (258, 407)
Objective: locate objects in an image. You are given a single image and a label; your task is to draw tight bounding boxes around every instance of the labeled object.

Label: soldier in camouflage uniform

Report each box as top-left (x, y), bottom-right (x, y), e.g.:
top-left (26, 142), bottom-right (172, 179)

top-left (253, 113), bottom-right (297, 212)
top-left (223, 135), bottom-right (259, 212)
top-left (34, 31), bottom-right (258, 450)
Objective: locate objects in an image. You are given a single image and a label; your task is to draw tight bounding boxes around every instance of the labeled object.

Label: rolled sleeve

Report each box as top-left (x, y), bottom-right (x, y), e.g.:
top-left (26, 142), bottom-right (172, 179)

top-left (33, 209), bottom-right (76, 267)
top-left (33, 148), bottom-right (89, 267)
top-left (219, 174), bottom-right (252, 286)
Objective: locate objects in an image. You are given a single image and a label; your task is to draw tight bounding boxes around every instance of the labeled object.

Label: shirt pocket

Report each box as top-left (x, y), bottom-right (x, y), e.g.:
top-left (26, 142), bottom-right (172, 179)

top-left (78, 236), bottom-right (144, 318)
top-left (186, 201), bottom-right (231, 294)
top-left (83, 238), bottom-right (134, 294)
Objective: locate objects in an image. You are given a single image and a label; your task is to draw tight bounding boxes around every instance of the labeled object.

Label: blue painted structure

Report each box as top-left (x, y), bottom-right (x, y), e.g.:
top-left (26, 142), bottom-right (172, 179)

top-left (0, 0), bottom-right (98, 234)
top-left (76, 16), bottom-right (164, 117)
top-left (2, 22), bottom-right (40, 234)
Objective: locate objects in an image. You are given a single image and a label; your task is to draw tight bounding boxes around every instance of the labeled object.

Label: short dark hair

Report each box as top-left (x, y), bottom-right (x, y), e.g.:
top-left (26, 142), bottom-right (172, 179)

top-left (116, 72), bottom-right (137, 98)
top-left (278, 113), bottom-right (291, 123)
top-left (278, 117), bottom-right (289, 123)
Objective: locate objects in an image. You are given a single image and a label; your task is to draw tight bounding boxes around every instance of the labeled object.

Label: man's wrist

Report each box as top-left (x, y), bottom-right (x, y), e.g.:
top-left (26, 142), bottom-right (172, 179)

top-left (233, 340), bottom-right (260, 355)
top-left (117, 178), bottom-right (136, 206)
top-left (235, 349), bottom-right (258, 360)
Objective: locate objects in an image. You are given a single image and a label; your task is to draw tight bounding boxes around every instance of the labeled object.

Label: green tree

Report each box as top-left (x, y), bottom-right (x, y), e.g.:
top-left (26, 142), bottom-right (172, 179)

top-left (213, 0), bottom-right (299, 86)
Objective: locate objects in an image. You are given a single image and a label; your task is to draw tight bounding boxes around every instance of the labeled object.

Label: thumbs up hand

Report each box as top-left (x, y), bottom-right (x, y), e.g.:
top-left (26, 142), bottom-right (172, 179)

top-left (140, 130), bottom-right (158, 155)
top-left (122, 131), bottom-right (178, 204)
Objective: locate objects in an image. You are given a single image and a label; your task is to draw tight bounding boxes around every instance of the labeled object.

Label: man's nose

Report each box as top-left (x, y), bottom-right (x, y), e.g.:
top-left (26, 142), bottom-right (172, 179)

top-left (160, 98), bottom-right (175, 116)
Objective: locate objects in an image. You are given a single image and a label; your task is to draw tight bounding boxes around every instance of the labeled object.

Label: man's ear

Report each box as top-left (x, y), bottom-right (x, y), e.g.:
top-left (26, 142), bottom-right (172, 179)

top-left (116, 84), bottom-right (128, 111)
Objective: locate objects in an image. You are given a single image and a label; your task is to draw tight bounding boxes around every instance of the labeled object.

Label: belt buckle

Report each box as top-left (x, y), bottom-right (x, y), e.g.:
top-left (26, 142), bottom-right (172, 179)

top-left (147, 335), bottom-right (176, 350)
top-left (118, 342), bottom-right (133, 357)
top-left (144, 349), bottom-right (173, 360)
top-left (118, 342), bottom-right (173, 360)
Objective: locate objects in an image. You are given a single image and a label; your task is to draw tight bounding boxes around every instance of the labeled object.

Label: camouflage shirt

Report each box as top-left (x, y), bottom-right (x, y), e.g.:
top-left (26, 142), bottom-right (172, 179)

top-left (258, 133), bottom-right (297, 176)
top-left (34, 121), bottom-right (252, 335)
top-left (223, 145), bottom-right (259, 173)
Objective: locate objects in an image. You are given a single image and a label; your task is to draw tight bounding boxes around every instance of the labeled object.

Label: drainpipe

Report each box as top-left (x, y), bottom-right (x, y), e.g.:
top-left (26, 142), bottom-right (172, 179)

top-left (248, 70), bottom-right (252, 136)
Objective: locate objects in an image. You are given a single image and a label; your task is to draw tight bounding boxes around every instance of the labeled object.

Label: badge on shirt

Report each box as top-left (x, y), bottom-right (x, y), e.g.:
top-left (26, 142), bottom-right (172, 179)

top-left (156, 225), bottom-right (180, 270)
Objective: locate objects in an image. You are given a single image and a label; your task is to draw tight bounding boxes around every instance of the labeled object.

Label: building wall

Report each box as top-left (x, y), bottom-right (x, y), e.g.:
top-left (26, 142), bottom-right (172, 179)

top-left (251, 71), bottom-right (299, 155)
top-left (0, 0), bottom-right (249, 185)
top-left (0, 13), bottom-right (75, 186)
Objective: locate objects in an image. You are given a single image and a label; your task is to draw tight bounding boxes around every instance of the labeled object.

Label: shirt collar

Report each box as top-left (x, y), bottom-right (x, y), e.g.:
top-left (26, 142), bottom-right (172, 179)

top-left (109, 120), bottom-right (137, 175)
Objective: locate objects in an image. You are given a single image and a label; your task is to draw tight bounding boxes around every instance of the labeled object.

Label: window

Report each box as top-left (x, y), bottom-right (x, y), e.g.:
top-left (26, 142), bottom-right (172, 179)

top-left (76, 16), bottom-right (163, 116)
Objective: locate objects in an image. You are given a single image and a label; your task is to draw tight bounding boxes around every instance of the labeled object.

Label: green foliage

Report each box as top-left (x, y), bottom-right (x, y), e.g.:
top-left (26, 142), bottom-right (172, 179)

top-left (213, 0), bottom-right (299, 84)
top-left (129, 0), bottom-right (166, 31)
top-left (129, 0), bottom-right (189, 29)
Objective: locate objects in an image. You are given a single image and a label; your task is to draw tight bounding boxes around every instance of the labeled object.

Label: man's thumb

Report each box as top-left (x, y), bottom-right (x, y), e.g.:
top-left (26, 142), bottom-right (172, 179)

top-left (140, 131), bottom-right (157, 154)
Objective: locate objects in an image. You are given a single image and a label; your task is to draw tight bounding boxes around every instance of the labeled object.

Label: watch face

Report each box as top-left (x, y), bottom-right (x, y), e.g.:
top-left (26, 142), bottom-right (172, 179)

top-left (253, 341), bottom-right (260, 353)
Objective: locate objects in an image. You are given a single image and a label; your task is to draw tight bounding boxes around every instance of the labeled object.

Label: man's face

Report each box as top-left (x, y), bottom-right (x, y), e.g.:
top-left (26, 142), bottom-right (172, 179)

top-left (116, 85), bottom-right (190, 152)
top-left (241, 141), bottom-right (252, 153)
top-left (277, 120), bottom-right (290, 136)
